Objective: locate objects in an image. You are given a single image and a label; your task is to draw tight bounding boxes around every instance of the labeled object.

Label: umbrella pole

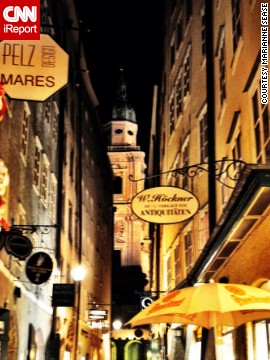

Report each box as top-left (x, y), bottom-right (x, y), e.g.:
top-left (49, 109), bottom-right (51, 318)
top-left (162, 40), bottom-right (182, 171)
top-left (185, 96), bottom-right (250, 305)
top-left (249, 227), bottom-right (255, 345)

top-left (214, 325), bottom-right (223, 360)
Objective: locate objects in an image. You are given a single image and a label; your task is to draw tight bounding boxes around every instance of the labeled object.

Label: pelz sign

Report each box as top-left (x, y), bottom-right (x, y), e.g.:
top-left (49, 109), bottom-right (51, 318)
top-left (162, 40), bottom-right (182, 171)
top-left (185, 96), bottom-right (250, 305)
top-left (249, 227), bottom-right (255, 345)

top-left (0, 0), bottom-right (40, 40)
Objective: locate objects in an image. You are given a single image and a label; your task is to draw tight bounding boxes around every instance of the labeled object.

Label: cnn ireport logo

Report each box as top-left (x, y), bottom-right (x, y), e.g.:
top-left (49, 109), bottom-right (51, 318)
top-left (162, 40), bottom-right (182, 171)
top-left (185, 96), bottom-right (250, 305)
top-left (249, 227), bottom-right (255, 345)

top-left (0, 0), bottom-right (40, 40)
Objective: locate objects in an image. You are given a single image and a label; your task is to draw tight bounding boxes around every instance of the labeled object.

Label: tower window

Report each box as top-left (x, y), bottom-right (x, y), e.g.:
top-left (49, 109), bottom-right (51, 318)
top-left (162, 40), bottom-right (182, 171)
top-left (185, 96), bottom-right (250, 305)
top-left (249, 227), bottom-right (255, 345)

top-left (128, 130), bottom-right (134, 136)
top-left (115, 129), bottom-right (123, 134)
top-left (113, 176), bottom-right (123, 194)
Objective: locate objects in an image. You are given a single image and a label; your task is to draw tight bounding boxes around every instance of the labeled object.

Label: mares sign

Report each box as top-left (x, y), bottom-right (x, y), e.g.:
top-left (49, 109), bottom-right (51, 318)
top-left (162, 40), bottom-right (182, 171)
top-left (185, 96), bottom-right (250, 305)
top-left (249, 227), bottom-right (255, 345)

top-left (0, 34), bottom-right (69, 101)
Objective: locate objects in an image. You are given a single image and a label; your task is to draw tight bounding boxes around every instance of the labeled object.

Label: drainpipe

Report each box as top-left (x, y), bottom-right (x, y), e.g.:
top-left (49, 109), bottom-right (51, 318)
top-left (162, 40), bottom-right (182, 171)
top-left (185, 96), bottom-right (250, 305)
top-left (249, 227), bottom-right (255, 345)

top-left (201, 1), bottom-right (216, 359)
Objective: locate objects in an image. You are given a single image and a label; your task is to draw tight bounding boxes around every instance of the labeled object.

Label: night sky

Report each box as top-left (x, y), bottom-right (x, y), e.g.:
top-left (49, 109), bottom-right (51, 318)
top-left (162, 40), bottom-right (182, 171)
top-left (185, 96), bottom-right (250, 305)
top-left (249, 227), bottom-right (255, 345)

top-left (76, 0), bottom-right (163, 154)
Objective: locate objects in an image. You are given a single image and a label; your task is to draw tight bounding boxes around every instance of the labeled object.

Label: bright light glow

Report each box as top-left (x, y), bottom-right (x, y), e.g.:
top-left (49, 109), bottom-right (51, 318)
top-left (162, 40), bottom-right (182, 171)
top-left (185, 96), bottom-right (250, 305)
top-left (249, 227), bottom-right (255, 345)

top-left (71, 265), bottom-right (86, 281)
top-left (112, 320), bottom-right (122, 330)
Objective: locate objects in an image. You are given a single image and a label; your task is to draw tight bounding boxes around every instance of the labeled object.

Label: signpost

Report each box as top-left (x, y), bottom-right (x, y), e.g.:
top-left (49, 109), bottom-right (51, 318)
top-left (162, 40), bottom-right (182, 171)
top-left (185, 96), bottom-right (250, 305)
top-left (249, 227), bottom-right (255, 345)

top-left (0, 34), bottom-right (69, 101)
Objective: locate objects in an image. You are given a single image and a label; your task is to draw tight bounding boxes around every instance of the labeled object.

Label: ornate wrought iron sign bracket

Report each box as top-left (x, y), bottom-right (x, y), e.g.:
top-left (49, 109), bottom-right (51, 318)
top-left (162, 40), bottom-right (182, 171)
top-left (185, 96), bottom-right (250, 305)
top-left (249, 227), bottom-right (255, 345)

top-left (129, 159), bottom-right (246, 190)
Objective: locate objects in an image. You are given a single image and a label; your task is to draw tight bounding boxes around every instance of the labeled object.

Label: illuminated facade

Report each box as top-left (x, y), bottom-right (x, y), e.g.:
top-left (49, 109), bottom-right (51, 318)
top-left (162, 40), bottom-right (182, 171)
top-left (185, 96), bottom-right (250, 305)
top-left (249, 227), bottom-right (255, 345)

top-left (150, 0), bottom-right (270, 359)
top-left (0, 0), bottom-right (113, 359)
top-left (103, 73), bottom-right (151, 359)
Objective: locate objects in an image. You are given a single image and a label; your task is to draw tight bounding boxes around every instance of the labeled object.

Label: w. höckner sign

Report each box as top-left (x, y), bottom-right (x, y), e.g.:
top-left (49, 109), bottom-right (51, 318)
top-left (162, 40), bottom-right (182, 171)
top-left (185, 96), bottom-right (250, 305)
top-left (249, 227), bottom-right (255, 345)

top-left (0, 34), bottom-right (69, 101)
top-left (131, 186), bottom-right (199, 224)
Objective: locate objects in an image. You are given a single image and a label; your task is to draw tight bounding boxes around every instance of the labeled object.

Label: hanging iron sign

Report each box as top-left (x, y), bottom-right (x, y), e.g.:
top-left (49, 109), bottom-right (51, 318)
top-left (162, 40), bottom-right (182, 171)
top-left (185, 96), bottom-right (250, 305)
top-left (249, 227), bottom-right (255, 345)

top-left (26, 251), bottom-right (53, 285)
top-left (131, 186), bottom-right (200, 224)
top-left (0, 230), bottom-right (33, 260)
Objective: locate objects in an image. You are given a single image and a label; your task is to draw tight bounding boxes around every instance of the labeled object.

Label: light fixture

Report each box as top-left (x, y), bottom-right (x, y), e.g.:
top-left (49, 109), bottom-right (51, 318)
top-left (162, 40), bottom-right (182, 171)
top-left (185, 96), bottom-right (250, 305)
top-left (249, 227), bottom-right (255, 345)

top-left (112, 320), bottom-right (122, 330)
top-left (71, 265), bottom-right (86, 282)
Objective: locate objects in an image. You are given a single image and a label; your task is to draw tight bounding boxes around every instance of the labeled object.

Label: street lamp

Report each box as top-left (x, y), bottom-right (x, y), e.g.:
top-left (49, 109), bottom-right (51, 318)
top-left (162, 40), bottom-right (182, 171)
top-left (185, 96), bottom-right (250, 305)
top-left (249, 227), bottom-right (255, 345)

top-left (112, 319), bottom-right (122, 331)
top-left (71, 265), bottom-right (86, 282)
top-left (71, 265), bottom-right (86, 360)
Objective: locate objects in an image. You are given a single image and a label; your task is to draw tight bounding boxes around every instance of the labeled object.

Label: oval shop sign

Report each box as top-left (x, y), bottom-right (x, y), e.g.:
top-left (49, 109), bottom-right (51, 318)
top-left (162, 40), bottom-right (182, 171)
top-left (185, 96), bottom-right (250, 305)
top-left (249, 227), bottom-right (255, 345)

top-left (131, 186), bottom-right (199, 224)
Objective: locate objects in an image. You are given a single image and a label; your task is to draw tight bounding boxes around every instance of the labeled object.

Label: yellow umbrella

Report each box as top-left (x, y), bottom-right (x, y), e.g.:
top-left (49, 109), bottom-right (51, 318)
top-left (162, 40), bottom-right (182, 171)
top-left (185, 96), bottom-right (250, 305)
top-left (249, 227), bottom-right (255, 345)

top-left (126, 282), bottom-right (270, 329)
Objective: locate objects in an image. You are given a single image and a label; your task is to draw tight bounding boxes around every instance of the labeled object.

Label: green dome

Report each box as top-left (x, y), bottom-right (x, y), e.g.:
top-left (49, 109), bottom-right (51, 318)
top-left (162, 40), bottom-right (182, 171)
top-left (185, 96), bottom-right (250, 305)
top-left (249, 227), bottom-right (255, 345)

top-left (112, 73), bottom-right (137, 123)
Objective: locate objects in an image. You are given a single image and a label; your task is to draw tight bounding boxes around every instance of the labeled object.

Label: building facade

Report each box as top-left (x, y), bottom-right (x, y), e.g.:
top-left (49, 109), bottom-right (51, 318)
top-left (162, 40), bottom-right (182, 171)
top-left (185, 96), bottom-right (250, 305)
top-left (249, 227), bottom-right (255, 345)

top-left (0, 1), bottom-right (113, 359)
top-left (149, 0), bottom-right (270, 359)
top-left (103, 73), bottom-right (152, 360)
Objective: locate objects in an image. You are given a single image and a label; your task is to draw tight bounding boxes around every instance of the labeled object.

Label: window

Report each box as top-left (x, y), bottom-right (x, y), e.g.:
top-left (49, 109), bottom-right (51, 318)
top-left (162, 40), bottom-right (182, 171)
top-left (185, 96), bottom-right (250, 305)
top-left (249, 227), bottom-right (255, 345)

top-left (52, 101), bottom-right (59, 140)
top-left (166, 255), bottom-right (172, 290)
top-left (231, 0), bottom-right (242, 52)
top-left (220, 158), bottom-right (231, 207)
top-left (226, 111), bottom-right (243, 182)
top-left (183, 47), bottom-right (191, 98)
top-left (18, 203), bottom-right (26, 226)
top-left (252, 89), bottom-right (270, 163)
top-left (170, 43), bottom-right (175, 68)
top-left (184, 230), bottom-right (193, 274)
top-left (174, 242), bottom-right (181, 285)
top-left (199, 107), bottom-right (208, 162)
top-left (201, 7), bottom-right (206, 56)
top-left (33, 137), bottom-right (42, 191)
top-left (176, 72), bottom-right (182, 118)
top-left (45, 100), bottom-right (51, 124)
top-left (171, 0), bottom-right (176, 14)
top-left (169, 92), bottom-right (175, 134)
top-left (49, 174), bottom-right (57, 222)
top-left (40, 154), bottom-right (50, 206)
top-left (68, 201), bottom-right (73, 244)
top-left (218, 38), bottom-right (226, 105)
top-left (113, 176), bottom-right (123, 194)
top-left (69, 149), bottom-right (74, 179)
top-left (199, 208), bottom-right (209, 252)
top-left (185, 0), bottom-right (192, 24)
top-left (21, 102), bottom-right (30, 164)
top-left (181, 136), bottom-right (190, 189)
top-left (176, 21), bottom-right (183, 49)
top-left (254, 320), bottom-right (270, 359)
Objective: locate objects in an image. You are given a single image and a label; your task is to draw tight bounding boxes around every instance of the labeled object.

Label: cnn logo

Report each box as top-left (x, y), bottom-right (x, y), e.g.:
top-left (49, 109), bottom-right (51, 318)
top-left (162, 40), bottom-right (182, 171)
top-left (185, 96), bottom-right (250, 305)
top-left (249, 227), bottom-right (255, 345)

top-left (0, 0), bottom-right (40, 40)
top-left (3, 6), bottom-right (37, 22)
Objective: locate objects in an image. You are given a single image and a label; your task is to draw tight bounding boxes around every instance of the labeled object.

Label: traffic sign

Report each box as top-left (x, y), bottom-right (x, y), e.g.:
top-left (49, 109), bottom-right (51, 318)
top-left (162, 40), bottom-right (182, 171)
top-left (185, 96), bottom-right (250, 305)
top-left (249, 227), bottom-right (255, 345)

top-left (140, 296), bottom-right (154, 310)
top-left (0, 34), bottom-right (69, 101)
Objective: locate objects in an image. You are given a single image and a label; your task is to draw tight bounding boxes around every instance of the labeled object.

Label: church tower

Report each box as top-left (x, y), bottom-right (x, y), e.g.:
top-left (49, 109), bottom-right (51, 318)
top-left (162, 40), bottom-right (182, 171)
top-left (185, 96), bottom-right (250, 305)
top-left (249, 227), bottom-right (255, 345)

top-left (103, 72), bottom-right (150, 285)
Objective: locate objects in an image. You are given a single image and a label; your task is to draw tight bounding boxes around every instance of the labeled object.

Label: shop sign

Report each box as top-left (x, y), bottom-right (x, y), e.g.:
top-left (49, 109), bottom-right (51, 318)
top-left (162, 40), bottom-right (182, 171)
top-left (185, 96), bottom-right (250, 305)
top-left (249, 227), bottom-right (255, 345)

top-left (3, 231), bottom-right (33, 259)
top-left (52, 284), bottom-right (75, 307)
top-left (88, 309), bottom-right (108, 320)
top-left (26, 251), bottom-right (53, 284)
top-left (0, 34), bottom-right (69, 101)
top-left (131, 186), bottom-right (200, 224)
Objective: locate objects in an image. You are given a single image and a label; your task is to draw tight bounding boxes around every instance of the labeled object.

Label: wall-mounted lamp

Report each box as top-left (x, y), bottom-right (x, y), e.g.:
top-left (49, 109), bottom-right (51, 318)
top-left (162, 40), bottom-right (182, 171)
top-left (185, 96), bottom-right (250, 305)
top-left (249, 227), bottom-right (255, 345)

top-left (71, 265), bottom-right (86, 282)
top-left (112, 319), bottom-right (122, 330)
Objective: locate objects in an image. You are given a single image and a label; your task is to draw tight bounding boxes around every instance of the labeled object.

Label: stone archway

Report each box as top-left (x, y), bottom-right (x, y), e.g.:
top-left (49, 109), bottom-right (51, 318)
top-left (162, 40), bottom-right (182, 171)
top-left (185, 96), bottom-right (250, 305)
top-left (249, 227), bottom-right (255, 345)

top-left (124, 340), bottom-right (142, 360)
